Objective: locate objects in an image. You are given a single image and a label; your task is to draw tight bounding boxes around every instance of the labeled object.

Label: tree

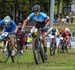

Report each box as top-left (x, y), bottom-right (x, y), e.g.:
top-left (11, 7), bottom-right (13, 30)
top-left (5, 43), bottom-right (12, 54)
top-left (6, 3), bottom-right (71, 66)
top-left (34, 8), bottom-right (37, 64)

top-left (0, 0), bottom-right (16, 19)
top-left (0, 0), bottom-right (74, 20)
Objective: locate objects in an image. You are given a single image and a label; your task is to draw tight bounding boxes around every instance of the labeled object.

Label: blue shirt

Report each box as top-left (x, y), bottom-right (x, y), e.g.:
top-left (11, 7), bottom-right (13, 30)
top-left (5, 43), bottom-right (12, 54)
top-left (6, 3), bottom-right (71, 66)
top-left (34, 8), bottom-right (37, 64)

top-left (0, 19), bottom-right (16, 32)
top-left (28, 12), bottom-right (49, 22)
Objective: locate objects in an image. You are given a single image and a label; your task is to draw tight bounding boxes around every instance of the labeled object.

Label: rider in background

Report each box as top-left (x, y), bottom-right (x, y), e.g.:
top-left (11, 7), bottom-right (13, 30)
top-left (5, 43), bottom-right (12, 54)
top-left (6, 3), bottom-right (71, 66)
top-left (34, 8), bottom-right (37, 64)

top-left (0, 16), bottom-right (17, 48)
top-left (47, 27), bottom-right (59, 48)
top-left (47, 27), bottom-right (59, 36)
top-left (60, 28), bottom-right (69, 40)
top-left (17, 22), bottom-right (27, 54)
top-left (60, 28), bottom-right (69, 48)
top-left (65, 27), bottom-right (72, 37)
top-left (65, 27), bottom-right (72, 49)
top-left (0, 16), bottom-right (17, 63)
top-left (22, 5), bottom-right (50, 60)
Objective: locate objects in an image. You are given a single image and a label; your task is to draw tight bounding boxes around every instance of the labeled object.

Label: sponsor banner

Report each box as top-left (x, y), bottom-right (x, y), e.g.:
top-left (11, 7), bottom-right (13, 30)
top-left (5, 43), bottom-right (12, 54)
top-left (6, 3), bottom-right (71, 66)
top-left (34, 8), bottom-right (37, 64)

top-left (46, 36), bottom-right (60, 48)
top-left (46, 36), bottom-right (75, 48)
top-left (26, 36), bottom-right (75, 48)
top-left (70, 37), bottom-right (75, 46)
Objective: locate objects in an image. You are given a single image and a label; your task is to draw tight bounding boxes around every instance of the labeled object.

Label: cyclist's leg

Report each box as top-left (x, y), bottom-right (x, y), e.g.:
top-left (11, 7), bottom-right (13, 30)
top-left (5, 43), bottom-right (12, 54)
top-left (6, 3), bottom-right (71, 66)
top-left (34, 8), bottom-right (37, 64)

top-left (20, 40), bottom-right (24, 54)
top-left (65, 38), bottom-right (69, 52)
top-left (10, 37), bottom-right (15, 49)
top-left (11, 56), bottom-right (15, 63)
top-left (9, 34), bottom-right (16, 56)
top-left (4, 45), bottom-right (12, 63)
top-left (41, 32), bottom-right (47, 59)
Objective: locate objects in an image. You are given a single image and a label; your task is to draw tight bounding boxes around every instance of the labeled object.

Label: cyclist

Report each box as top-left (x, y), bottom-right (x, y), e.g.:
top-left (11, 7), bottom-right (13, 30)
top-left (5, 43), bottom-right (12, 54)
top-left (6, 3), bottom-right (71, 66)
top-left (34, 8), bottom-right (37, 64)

top-left (17, 22), bottom-right (27, 54)
top-left (47, 27), bottom-right (59, 36)
top-left (59, 28), bottom-right (69, 51)
top-left (65, 27), bottom-right (72, 37)
top-left (47, 27), bottom-right (59, 54)
top-left (0, 16), bottom-right (17, 63)
top-left (22, 5), bottom-right (50, 60)
top-left (60, 28), bottom-right (69, 40)
top-left (65, 27), bottom-right (72, 49)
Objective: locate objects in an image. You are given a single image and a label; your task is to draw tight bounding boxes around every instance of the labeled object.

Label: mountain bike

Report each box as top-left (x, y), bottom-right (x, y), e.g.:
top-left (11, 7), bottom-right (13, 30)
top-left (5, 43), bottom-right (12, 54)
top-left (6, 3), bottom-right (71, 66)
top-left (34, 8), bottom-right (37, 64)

top-left (57, 37), bottom-right (68, 54)
top-left (49, 35), bottom-right (56, 56)
top-left (0, 32), bottom-right (15, 63)
top-left (31, 27), bottom-right (45, 64)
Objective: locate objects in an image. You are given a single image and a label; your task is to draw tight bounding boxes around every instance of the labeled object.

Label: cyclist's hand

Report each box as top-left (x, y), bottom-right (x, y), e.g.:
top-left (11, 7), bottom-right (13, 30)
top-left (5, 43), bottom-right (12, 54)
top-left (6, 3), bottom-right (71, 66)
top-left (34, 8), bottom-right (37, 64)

top-left (0, 32), bottom-right (2, 34)
top-left (21, 29), bottom-right (25, 33)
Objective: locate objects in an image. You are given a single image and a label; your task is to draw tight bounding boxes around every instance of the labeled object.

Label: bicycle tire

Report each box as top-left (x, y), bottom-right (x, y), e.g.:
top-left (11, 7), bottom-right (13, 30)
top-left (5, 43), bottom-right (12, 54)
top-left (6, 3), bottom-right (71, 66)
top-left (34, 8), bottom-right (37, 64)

top-left (50, 42), bottom-right (56, 56)
top-left (32, 38), bottom-right (45, 64)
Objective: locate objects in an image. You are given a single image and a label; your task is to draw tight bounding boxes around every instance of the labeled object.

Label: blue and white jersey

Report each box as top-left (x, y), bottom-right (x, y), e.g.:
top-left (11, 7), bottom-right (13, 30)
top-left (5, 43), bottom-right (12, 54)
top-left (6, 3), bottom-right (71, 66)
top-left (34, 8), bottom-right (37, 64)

top-left (47, 27), bottom-right (58, 36)
top-left (28, 12), bottom-right (49, 22)
top-left (0, 19), bottom-right (17, 32)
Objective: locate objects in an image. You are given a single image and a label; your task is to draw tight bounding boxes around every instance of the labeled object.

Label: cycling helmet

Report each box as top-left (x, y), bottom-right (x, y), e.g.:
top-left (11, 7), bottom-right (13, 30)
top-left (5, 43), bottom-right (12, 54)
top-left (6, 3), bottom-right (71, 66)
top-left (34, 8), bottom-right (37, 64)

top-left (65, 27), bottom-right (70, 32)
top-left (52, 27), bottom-right (56, 32)
top-left (60, 28), bottom-right (65, 32)
top-left (32, 5), bottom-right (40, 12)
top-left (4, 16), bottom-right (11, 25)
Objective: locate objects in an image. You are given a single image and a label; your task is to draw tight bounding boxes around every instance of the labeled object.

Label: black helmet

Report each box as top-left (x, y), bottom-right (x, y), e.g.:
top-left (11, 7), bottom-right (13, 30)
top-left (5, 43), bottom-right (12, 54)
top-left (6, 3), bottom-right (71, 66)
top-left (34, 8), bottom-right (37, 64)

top-left (32, 5), bottom-right (40, 12)
top-left (52, 28), bottom-right (56, 32)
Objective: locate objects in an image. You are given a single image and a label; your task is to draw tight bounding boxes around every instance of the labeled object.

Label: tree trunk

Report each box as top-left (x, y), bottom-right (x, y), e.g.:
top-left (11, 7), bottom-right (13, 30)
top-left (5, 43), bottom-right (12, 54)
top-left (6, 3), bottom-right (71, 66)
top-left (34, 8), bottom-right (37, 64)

top-left (57, 0), bottom-right (60, 16)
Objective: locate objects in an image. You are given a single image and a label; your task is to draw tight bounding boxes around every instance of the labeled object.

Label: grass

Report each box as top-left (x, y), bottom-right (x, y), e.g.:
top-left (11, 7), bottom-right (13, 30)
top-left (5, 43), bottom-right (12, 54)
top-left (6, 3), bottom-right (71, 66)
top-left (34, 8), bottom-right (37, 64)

top-left (54, 23), bottom-right (75, 28)
top-left (0, 49), bottom-right (75, 70)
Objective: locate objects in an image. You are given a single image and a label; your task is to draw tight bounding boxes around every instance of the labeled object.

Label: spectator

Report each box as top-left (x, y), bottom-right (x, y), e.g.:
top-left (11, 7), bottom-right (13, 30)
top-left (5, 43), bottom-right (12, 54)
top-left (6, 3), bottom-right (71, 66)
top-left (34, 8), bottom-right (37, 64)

top-left (72, 32), bottom-right (75, 37)
top-left (61, 16), bottom-right (67, 24)
top-left (26, 33), bottom-right (32, 49)
top-left (66, 15), bottom-right (70, 23)
top-left (70, 12), bottom-right (74, 23)
top-left (54, 18), bottom-right (59, 24)
top-left (54, 15), bottom-right (59, 24)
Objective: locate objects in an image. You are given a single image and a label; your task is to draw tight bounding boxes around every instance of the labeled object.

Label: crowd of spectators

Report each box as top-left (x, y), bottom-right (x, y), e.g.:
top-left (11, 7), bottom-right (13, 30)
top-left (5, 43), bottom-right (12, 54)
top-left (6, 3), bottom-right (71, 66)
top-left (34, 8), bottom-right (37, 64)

top-left (54, 11), bottom-right (75, 24)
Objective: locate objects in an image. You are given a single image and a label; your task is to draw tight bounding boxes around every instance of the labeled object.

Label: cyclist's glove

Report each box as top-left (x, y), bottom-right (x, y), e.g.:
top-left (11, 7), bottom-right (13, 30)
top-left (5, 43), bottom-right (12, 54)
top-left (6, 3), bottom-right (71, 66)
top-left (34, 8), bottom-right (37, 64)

top-left (21, 29), bottom-right (25, 33)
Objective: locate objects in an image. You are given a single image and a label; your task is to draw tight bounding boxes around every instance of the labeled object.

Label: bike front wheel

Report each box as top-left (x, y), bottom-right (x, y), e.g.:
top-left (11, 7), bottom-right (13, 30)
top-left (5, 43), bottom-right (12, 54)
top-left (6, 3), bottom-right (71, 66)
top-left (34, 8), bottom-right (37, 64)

top-left (32, 38), bottom-right (45, 64)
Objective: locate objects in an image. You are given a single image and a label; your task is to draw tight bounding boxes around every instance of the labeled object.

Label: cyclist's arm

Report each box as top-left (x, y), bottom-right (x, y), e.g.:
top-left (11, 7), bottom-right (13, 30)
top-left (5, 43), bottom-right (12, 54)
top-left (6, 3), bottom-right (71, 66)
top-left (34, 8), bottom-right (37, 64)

top-left (56, 28), bottom-right (58, 32)
top-left (65, 32), bottom-right (69, 39)
top-left (45, 17), bottom-right (50, 26)
top-left (0, 19), bottom-right (5, 25)
top-left (41, 12), bottom-right (50, 26)
top-left (47, 27), bottom-right (53, 34)
top-left (22, 18), bottom-right (30, 29)
top-left (55, 29), bottom-right (59, 36)
top-left (22, 13), bottom-right (34, 29)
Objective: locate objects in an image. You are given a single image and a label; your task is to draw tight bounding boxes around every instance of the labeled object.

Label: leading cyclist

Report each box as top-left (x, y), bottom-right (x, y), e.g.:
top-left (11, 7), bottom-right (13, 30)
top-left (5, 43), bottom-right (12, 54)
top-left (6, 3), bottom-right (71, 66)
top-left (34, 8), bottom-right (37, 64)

top-left (22, 5), bottom-right (50, 60)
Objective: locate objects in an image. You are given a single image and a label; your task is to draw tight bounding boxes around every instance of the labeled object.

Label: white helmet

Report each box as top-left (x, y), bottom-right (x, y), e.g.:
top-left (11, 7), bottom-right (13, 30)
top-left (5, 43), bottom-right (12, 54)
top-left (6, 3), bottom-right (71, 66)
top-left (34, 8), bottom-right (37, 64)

top-left (65, 27), bottom-right (70, 32)
top-left (4, 16), bottom-right (11, 24)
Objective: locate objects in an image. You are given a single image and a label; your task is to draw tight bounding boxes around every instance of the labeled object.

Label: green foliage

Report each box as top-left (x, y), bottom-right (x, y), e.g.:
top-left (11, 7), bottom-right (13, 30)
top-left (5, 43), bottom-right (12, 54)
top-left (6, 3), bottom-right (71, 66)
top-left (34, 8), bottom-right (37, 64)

top-left (0, 0), bottom-right (16, 18)
top-left (0, 0), bottom-right (74, 19)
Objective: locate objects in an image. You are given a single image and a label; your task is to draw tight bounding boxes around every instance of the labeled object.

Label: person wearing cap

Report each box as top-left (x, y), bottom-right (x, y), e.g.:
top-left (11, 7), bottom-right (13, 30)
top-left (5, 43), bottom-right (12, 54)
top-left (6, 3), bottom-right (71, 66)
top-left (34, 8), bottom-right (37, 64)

top-left (22, 5), bottom-right (50, 60)
top-left (0, 16), bottom-right (17, 63)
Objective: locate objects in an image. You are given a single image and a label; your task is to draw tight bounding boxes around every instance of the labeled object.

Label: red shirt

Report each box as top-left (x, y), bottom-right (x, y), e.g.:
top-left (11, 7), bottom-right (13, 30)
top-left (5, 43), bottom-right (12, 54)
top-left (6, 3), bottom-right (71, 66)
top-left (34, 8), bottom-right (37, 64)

top-left (60, 28), bottom-right (69, 39)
